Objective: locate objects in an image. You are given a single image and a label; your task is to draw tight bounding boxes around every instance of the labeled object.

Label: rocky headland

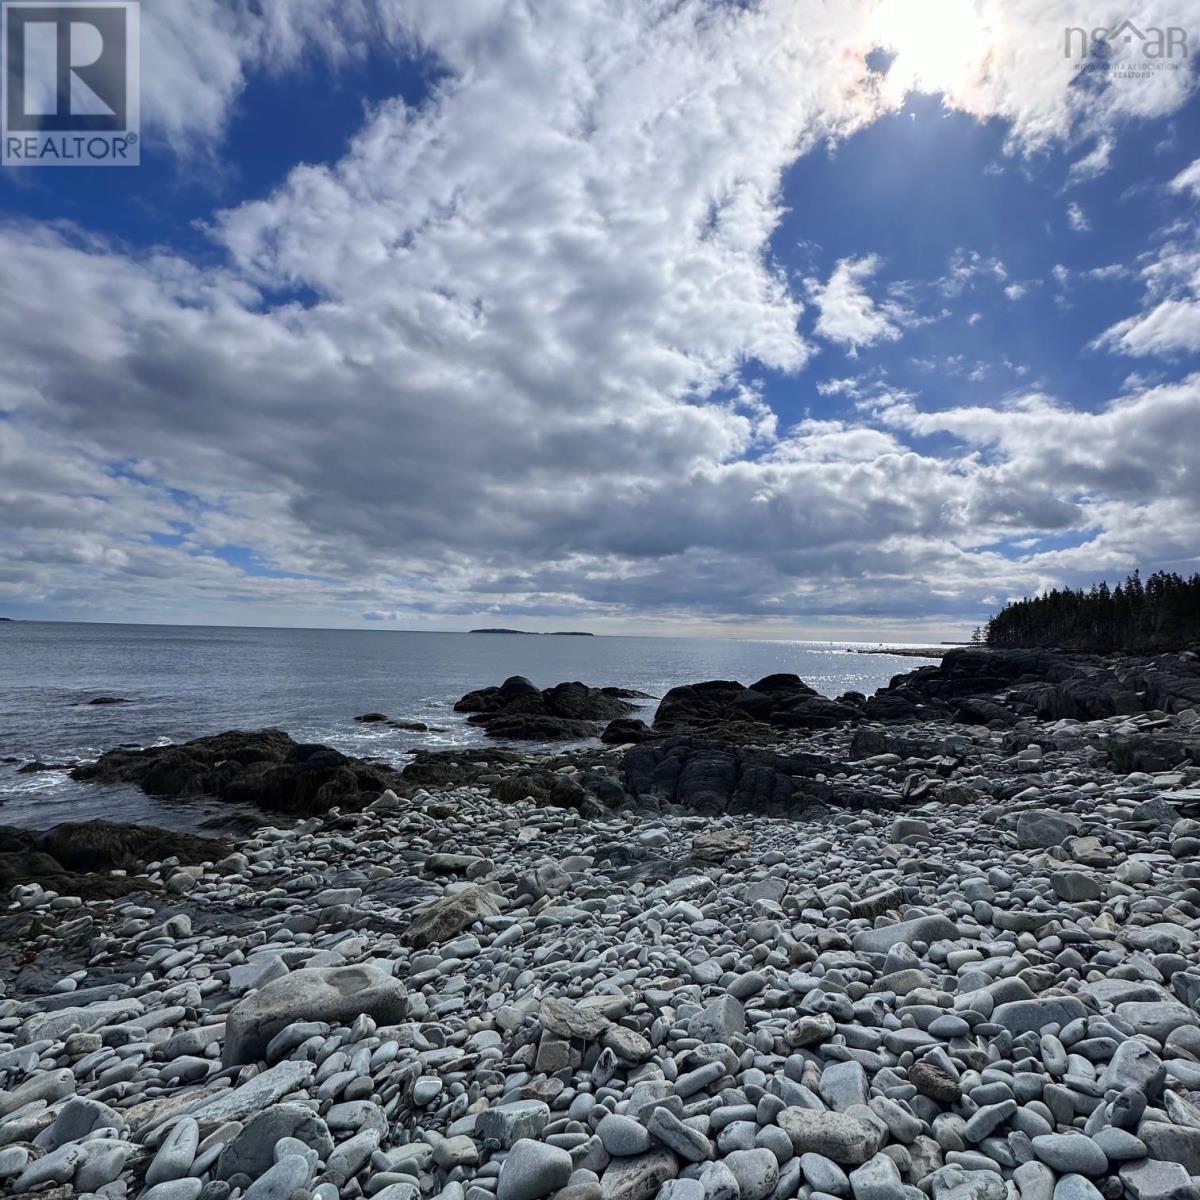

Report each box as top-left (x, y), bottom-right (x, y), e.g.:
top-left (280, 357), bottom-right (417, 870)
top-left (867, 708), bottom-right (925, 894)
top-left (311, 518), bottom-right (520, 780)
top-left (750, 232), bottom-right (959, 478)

top-left (3, 647), bottom-right (1200, 1200)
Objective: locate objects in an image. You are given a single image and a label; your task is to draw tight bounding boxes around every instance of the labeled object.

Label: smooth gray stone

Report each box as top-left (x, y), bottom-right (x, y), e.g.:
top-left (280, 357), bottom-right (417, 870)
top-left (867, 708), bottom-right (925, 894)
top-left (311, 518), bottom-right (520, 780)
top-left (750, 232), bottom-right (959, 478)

top-left (145, 1117), bottom-right (200, 1186)
top-left (0, 1147), bottom-right (30, 1181)
top-left (1051, 1176), bottom-right (1104, 1200)
top-left (819, 1061), bottom-right (869, 1112)
top-left (1138, 1120), bottom-right (1200, 1174)
top-left (243, 1153), bottom-right (313, 1200)
top-left (778, 1109), bottom-right (883, 1166)
top-left (140, 1180), bottom-right (205, 1200)
top-left (723, 1149), bottom-right (778, 1200)
top-left (658, 1184), bottom-right (704, 1200)
top-left (223, 965), bottom-right (406, 1066)
top-left (646, 1107), bottom-right (711, 1162)
top-left (991, 998), bottom-right (1087, 1037)
top-left (599, 1149), bottom-right (679, 1200)
top-left (852, 915), bottom-right (957, 955)
top-left (1118, 1156), bottom-right (1193, 1199)
top-left (1099, 1040), bottom-right (1165, 1098)
top-left (1090, 1126), bottom-right (1145, 1161)
top-left (217, 1105), bottom-right (333, 1181)
top-left (1116, 1001), bottom-right (1200, 1043)
top-left (847, 1153), bottom-right (901, 1199)
top-left (11, 1141), bottom-right (89, 1192)
top-left (497, 1139), bottom-right (572, 1200)
top-left (799, 1153), bottom-right (849, 1197)
top-left (597, 1114), bottom-right (652, 1157)
top-left (1030, 1133), bottom-right (1107, 1176)
top-left (46, 1095), bottom-right (125, 1148)
top-left (1012, 1161), bottom-right (1054, 1200)
top-left (75, 1140), bottom-right (136, 1192)
top-left (0, 1068), bottom-right (75, 1118)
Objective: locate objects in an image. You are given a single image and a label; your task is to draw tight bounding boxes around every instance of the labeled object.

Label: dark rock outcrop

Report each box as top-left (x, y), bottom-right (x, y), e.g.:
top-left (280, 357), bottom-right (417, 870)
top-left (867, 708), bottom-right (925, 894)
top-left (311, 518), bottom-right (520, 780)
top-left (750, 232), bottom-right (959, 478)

top-left (652, 675), bottom-right (863, 736)
top-left (0, 820), bottom-right (225, 899)
top-left (454, 677), bottom-right (646, 741)
top-left (622, 736), bottom-right (844, 816)
top-left (863, 647), bottom-right (1175, 726)
top-left (1108, 734), bottom-right (1200, 775)
top-left (354, 713), bottom-right (432, 731)
top-left (601, 718), bottom-right (652, 744)
top-left (869, 646), bottom-right (1200, 728)
top-left (72, 729), bottom-right (403, 815)
top-left (401, 747), bottom-right (528, 788)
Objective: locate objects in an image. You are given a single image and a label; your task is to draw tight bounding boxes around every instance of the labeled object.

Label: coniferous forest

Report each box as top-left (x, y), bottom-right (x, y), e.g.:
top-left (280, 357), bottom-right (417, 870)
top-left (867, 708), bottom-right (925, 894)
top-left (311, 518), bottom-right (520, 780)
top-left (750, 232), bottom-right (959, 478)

top-left (984, 570), bottom-right (1200, 654)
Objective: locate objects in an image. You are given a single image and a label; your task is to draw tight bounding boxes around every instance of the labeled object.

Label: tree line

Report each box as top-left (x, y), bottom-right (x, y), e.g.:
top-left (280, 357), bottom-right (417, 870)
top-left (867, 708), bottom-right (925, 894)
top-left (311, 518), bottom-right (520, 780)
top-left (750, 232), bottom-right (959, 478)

top-left (983, 569), bottom-right (1200, 654)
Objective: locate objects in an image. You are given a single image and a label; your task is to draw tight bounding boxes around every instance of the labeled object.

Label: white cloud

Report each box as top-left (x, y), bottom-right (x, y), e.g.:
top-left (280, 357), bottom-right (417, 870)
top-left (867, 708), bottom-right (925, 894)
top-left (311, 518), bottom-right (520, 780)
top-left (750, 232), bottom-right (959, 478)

top-left (1094, 224), bottom-right (1200, 356)
top-left (807, 255), bottom-right (909, 352)
top-left (1067, 137), bottom-right (1113, 184)
top-left (1097, 297), bottom-right (1200, 356)
top-left (1170, 158), bottom-right (1200, 198)
top-left (940, 249), bottom-right (1008, 295)
top-left (1067, 201), bottom-right (1091, 232)
top-left (3, 0), bottom-right (1200, 631)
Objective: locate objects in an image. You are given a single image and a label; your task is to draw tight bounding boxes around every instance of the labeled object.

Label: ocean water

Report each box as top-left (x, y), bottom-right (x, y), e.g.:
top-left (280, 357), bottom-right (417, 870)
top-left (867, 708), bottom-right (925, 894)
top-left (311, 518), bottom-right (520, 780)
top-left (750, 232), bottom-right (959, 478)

top-left (0, 622), bottom-right (933, 830)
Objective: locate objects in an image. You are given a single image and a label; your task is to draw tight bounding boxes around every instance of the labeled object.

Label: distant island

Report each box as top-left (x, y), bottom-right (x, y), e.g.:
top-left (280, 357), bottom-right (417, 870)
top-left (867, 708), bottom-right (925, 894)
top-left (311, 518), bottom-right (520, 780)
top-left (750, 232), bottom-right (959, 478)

top-left (469, 628), bottom-right (594, 636)
top-left (0, 616), bottom-right (13, 622)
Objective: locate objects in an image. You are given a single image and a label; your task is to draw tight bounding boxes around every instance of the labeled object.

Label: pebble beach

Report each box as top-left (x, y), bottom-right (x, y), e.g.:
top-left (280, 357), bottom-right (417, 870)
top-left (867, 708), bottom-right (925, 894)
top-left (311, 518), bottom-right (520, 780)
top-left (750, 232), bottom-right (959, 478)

top-left (4, 649), bottom-right (1200, 1200)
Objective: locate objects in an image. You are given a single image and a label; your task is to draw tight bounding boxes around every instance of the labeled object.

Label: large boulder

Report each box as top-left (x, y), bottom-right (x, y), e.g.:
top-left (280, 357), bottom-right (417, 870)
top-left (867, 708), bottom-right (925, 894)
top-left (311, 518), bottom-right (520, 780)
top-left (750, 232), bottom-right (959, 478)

top-left (72, 730), bottom-right (402, 815)
top-left (403, 885), bottom-right (502, 949)
top-left (223, 965), bottom-right (407, 1066)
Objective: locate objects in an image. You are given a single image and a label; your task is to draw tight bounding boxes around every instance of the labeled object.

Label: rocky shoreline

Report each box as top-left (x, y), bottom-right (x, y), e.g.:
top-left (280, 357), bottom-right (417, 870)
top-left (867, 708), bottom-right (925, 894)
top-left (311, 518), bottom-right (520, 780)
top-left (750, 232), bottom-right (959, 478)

top-left (3, 647), bottom-right (1200, 1200)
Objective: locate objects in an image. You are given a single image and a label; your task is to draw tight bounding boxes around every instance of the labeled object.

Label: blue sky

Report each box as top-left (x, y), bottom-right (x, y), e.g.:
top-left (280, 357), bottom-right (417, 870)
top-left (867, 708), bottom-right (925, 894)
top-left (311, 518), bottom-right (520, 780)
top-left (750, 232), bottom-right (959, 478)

top-left (1, 1), bottom-right (1198, 637)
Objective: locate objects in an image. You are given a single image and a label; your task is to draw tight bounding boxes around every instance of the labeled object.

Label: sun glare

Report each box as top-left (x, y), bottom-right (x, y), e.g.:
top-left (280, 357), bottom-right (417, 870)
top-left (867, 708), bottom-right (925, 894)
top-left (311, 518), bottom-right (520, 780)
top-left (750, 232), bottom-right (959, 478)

top-left (868, 0), bottom-right (993, 104)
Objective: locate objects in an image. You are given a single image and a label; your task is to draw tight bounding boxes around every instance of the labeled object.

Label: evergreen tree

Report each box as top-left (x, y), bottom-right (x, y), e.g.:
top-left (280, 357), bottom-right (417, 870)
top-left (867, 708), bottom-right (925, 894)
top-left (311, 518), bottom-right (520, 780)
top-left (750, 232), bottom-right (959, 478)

top-left (985, 570), bottom-right (1200, 653)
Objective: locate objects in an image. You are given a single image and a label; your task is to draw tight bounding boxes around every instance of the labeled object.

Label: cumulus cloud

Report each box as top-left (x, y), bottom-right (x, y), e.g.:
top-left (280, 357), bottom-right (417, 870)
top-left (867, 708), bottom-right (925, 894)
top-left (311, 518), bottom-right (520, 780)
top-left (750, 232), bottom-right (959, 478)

top-left (807, 255), bottom-right (910, 353)
top-left (1067, 201), bottom-right (1091, 232)
top-left (4, 0), bottom-right (1200, 630)
top-left (1094, 220), bottom-right (1200, 356)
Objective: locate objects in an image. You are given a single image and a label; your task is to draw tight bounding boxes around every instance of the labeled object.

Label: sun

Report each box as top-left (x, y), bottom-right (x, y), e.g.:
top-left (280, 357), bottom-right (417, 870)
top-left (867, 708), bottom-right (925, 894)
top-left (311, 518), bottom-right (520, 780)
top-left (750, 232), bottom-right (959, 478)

top-left (867, 0), bottom-right (994, 104)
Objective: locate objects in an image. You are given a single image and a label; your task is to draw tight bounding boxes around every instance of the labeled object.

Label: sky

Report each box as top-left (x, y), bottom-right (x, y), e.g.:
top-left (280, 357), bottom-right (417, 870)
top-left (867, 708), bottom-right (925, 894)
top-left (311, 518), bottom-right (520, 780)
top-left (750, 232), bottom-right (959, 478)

top-left (1, 0), bottom-right (1198, 639)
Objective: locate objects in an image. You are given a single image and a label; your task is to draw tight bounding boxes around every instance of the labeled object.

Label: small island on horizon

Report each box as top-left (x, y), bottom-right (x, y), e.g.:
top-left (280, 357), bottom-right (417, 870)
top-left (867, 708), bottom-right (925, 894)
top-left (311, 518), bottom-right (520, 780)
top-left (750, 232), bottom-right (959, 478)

top-left (469, 628), bottom-right (594, 636)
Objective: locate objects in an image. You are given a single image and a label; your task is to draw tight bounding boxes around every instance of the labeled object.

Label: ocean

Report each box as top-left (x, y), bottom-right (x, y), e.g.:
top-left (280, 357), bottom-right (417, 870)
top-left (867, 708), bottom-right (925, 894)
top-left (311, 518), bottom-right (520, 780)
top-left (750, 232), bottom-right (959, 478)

top-left (0, 621), bottom-right (932, 830)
